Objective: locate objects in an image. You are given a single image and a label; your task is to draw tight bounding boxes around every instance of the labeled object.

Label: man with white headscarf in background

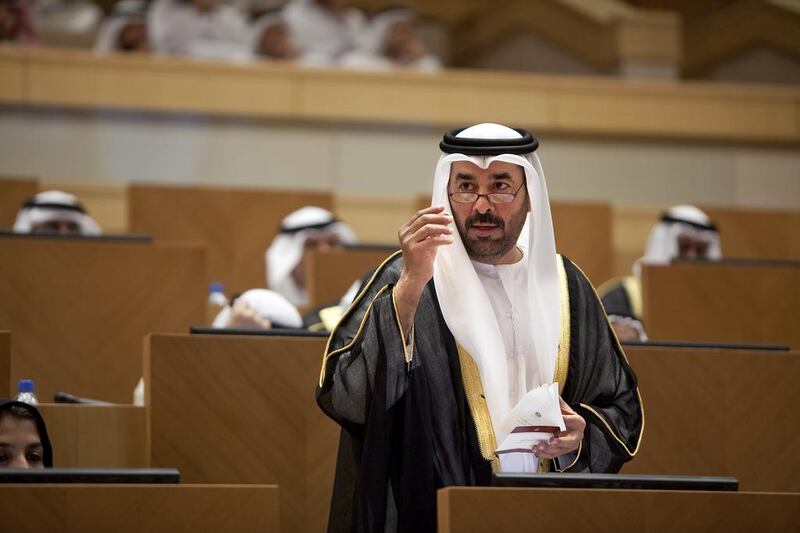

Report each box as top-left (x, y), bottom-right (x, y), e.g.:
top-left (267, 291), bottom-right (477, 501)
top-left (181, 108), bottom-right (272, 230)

top-left (282, 0), bottom-right (364, 66)
top-left (13, 190), bottom-right (102, 235)
top-left (599, 205), bottom-right (721, 342)
top-left (147, 0), bottom-right (250, 59)
top-left (317, 123), bottom-right (643, 533)
top-left (266, 206), bottom-right (357, 309)
top-left (339, 6), bottom-right (440, 72)
top-left (93, 0), bottom-right (149, 53)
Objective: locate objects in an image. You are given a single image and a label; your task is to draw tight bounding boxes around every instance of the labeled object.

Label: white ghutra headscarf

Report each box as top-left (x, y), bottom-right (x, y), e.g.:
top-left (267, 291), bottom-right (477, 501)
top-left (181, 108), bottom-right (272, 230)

top-left (633, 204), bottom-right (721, 277)
top-left (431, 123), bottom-right (561, 443)
top-left (13, 190), bottom-right (102, 235)
top-left (265, 206), bottom-right (357, 307)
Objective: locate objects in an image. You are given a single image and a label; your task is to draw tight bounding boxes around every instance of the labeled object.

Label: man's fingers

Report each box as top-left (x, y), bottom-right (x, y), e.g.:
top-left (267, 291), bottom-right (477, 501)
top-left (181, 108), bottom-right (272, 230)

top-left (409, 234), bottom-right (454, 251)
top-left (413, 205), bottom-right (447, 219)
top-left (407, 223), bottom-right (452, 245)
top-left (401, 213), bottom-right (452, 238)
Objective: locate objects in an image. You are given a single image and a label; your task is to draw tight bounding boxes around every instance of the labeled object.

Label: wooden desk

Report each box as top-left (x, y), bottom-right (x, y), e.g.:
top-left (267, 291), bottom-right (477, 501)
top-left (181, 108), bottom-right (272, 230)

top-left (306, 247), bottom-right (396, 309)
top-left (129, 183), bottom-right (333, 294)
top-left (0, 484), bottom-right (279, 533)
top-left (437, 487), bottom-right (800, 533)
top-left (550, 200), bottom-right (613, 285)
top-left (0, 237), bottom-right (206, 403)
top-left (37, 404), bottom-right (146, 467)
top-left (624, 345), bottom-right (800, 492)
top-left (0, 330), bottom-right (9, 397)
top-left (0, 176), bottom-right (37, 229)
top-left (641, 262), bottom-right (800, 348)
top-left (703, 206), bottom-right (800, 261)
top-left (146, 333), bottom-right (337, 533)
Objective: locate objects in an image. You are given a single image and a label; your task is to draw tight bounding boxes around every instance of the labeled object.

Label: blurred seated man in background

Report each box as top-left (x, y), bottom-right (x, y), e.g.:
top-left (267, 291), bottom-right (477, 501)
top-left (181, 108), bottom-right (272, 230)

top-left (340, 7), bottom-right (440, 72)
top-left (0, 0), bottom-right (38, 44)
top-left (211, 288), bottom-right (303, 329)
top-left (265, 206), bottom-right (356, 308)
top-left (282, 0), bottom-right (364, 65)
top-left (147, 0), bottom-right (250, 59)
top-left (599, 204), bottom-right (721, 341)
top-left (13, 190), bottom-right (102, 236)
top-left (0, 400), bottom-right (53, 469)
top-left (94, 0), bottom-right (149, 53)
top-left (250, 10), bottom-right (298, 61)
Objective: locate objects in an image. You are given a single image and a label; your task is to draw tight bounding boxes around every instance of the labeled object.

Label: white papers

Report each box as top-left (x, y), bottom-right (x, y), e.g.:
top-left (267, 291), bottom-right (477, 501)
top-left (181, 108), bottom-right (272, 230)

top-left (496, 382), bottom-right (565, 454)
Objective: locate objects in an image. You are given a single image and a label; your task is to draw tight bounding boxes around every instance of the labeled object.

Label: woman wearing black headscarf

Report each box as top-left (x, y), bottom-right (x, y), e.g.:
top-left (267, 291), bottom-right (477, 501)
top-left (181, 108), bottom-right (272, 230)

top-left (0, 399), bottom-right (53, 468)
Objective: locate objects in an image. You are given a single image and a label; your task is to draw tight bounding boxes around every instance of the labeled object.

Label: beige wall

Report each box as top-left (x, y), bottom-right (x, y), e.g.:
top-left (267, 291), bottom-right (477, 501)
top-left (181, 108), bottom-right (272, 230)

top-left (2, 108), bottom-right (798, 210)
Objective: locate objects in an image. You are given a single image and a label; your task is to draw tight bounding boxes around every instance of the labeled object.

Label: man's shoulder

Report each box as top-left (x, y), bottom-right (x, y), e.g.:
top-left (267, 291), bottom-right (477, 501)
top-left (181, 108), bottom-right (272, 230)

top-left (558, 254), bottom-right (598, 295)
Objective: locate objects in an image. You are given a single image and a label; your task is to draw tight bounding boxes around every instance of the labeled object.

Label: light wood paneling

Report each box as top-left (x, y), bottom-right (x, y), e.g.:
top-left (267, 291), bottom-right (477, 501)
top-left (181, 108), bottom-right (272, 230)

top-left (611, 205), bottom-right (661, 278)
top-left (146, 333), bottom-right (338, 533)
top-left (625, 345), bottom-right (800, 492)
top-left (550, 200), bottom-right (613, 285)
top-left (0, 484), bottom-right (279, 533)
top-left (0, 237), bottom-right (206, 403)
top-left (306, 247), bottom-right (396, 308)
top-left (2, 47), bottom-right (798, 144)
top-left (702, 205), bottom-right (800, 260)
top-left (0, 50), bottom-right (25, 103)
top-left (37, 404), bottom-right (146, 468)
top-left (438, 487), bottom-right (800, 533)
top-left (0, 176), bottom-right (38, 229)
top-left (334, 194), bottom-right (415, 245)
top-left (0, 331), bottom-right (9, 398)
top-left (129, 183), bottom-right (333, 294)
top-left (641, 262), bottom-right (800, 348)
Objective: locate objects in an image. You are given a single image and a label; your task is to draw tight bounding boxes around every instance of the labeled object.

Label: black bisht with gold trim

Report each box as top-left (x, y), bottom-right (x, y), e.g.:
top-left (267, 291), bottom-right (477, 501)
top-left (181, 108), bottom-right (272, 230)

top-left (316, 251), bottom-right (643, 533)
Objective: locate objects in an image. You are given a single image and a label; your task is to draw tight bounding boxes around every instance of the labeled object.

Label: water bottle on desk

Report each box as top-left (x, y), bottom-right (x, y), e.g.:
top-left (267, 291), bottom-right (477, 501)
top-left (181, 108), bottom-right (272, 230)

top-left (16, 379), bottom-right (38, 406)
top-left (207, 281), bottom-right (228, 325)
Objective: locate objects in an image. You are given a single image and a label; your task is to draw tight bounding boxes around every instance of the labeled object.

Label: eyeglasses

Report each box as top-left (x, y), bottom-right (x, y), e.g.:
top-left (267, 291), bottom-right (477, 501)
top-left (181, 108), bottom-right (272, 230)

top-left (448, 182), bottom-right (526, 204)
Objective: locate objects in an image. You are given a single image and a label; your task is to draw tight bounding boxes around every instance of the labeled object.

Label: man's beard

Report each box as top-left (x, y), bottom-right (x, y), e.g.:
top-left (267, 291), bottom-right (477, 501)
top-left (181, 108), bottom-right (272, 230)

top-left (457, 208), bottom-right (527, 262)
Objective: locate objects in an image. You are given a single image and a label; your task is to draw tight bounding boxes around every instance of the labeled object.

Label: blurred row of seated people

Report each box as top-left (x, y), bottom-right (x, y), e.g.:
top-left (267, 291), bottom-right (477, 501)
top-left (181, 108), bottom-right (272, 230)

top-left (10, 192), bottom-right (725, 343)
top-left (2, 0), bottom-right (441, 71)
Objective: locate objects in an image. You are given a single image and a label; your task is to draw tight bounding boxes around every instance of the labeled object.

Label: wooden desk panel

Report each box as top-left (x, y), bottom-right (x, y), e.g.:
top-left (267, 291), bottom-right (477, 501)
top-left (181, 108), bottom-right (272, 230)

top-left (624, 346), bottom-right (800, 492)
top-left (438, 487), bottom-right (800, 533)
top-left (37, 404), bottom-right (146, 467)
top-left (703, 206), bottom-right (800, 260)
top-left (641, 263), bottom-right (800, 348)
top-left (550, 201), bottom-right (613, 285)
top-left (4, 47), bottom-right (800, 143)
top-left (0, 238), bottom-right (205, 403)
top-left (0, 330), bottom-right (9, 398)
top-left (0, 176), bottom-right (38, 229)
top-left (0, 484), bottom-right (279, 533)
top-left (129, 184), bottom-right (333, 295)
top-left (306, 247), bottom-right (396, 309)
top-left (146, 333), bottom-right (338, 533)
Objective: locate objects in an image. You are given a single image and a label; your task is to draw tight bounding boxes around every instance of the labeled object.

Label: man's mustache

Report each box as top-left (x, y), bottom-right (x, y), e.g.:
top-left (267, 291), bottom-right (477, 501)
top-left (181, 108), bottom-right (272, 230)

top-left (466, 212), bottom-right (505, 229)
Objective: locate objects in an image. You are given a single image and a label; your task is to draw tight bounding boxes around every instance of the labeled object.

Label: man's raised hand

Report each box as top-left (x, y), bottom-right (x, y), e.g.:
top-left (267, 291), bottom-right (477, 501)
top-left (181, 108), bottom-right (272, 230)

top-left (394, 205), bottom-right (454, 336)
